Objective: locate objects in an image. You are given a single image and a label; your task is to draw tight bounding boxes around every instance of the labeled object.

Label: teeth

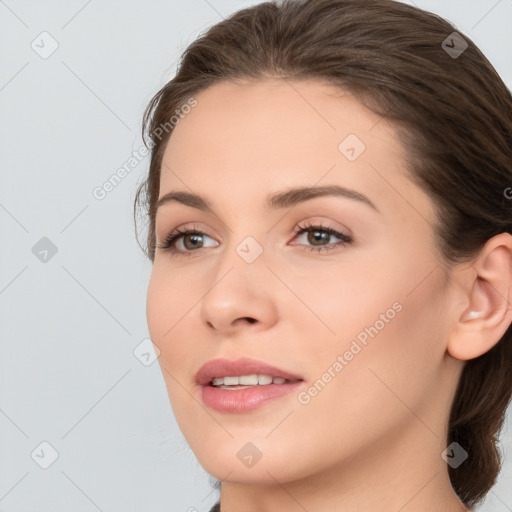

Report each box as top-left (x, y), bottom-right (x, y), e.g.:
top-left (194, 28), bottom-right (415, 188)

top-left (239, 375), bottom-right (259, 385)
top-left (258, 375), bottom-right (272, 385)
top-left (210, 374), bottom-right (290, 386)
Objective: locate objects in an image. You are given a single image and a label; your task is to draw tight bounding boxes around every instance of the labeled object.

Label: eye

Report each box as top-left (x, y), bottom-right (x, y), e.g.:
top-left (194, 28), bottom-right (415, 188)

top-left (291, 220), bottom-right (353, 253)
top-left (157, 221), bottom-right (353, 257)
top-left (157, 224), bottom-right (217, 256)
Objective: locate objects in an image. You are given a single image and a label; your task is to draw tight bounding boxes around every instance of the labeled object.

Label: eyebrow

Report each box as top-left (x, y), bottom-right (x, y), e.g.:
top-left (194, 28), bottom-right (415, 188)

top-left (155, 184), bottom-right (379, 214)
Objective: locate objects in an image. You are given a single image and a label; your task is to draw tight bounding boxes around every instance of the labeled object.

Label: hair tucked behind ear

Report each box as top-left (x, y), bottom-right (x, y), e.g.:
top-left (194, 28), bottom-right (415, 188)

top-left (134, 0), bottom-right (512, 507)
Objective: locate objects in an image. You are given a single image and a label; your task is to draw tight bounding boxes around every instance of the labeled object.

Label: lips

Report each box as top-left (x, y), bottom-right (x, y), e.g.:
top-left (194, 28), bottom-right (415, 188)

top-left (195, 357), bottom-right (304, 386)
top-left (196, 357), bottom-right (305, 413)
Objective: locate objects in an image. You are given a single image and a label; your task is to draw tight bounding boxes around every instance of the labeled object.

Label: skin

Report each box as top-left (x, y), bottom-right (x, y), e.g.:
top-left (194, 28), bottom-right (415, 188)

top-left (146, 78), bottom-right (512, 512)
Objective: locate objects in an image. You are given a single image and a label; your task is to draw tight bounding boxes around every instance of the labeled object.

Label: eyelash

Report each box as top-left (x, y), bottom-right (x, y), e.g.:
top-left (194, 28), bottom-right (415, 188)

top-left (157, 221), bottom-right (353, 257)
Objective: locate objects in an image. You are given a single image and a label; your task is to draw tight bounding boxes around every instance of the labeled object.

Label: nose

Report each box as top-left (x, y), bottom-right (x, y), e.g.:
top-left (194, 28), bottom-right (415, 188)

top-left (199, 249), bottom-right (279, 335)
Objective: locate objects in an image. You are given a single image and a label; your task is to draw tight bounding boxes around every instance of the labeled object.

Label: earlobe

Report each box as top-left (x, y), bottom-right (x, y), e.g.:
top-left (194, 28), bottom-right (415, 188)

top-left (447, 233), bottom-right (512, 361)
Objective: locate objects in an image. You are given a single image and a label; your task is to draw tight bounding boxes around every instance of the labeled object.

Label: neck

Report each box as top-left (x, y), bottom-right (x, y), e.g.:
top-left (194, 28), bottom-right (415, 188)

top-left (217, 419), bottom-right (470, 512)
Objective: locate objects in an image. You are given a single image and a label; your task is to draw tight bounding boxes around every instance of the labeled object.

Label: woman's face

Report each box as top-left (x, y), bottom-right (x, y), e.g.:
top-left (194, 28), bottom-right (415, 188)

top-left (146, 78), bottom-right (463, 487)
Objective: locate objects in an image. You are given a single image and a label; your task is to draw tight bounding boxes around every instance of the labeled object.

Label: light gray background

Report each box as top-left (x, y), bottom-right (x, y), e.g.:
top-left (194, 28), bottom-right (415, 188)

top-left (1, 1), bottom-right (511, 511)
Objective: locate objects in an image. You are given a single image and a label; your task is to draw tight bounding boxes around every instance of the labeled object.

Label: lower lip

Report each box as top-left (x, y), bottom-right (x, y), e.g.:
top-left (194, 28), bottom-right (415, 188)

top-left (201, 381), bottom-right (304, 413)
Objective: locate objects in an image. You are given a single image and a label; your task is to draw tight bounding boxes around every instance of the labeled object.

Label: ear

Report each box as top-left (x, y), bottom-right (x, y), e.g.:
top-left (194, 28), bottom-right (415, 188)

top-left (447, 232), bottom-right (512, 361)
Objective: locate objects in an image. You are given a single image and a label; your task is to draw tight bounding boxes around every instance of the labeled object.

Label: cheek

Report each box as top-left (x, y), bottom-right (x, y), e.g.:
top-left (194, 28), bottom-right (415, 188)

top-left (281, 257), bottom-right (401, 359)
top-left (146, 272), bottom-right (193, 415)
top-left (146, 266), bottom-right (204, 388)
top-left (146, 266), bottom-right (193, 342)
top-left (146, 270), bottom-right (168, 342)
top-left (293, 252), bottom-right (445, 414)
top-left (325, 267), bottom-right (448, 420)
top-left (282, 298), bottom-right (440, 469)
top-left (146, 269), bottom-right (189, 383)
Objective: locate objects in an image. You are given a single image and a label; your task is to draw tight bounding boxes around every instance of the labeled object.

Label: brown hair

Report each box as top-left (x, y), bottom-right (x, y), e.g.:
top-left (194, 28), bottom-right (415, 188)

top-left (134, 0), bottom-right (512, 507)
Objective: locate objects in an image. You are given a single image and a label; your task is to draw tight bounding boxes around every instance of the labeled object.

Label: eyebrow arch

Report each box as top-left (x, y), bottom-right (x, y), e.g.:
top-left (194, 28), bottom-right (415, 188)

top-left (155, 184), bottom-right (379, 214)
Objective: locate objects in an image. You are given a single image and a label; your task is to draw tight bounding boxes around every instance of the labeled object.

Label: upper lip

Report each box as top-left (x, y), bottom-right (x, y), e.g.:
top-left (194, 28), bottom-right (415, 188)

top-left (195, 357), bottom-right (304, 385)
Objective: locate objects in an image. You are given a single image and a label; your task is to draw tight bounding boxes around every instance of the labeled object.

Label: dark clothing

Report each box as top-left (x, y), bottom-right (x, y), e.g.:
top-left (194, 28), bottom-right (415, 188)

top-left (209, 502), bottom-right (220, 512)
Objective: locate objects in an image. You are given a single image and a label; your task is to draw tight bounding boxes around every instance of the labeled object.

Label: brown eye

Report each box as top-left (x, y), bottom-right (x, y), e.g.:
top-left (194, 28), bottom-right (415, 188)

top-left (157, 226), bottom-right (218, 255)
top-left (292, 222), bottom-right (353, 253)
top-left (182, 232), bottom-right (204, 250)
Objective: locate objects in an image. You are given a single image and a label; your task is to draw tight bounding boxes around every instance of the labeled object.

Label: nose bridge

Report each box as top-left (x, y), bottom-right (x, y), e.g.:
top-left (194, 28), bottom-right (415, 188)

top-left (214, 211), bottom-right (269, 270)
top-left (211, 230), bottom-right (268, 292)
top-left (199, 228), bottom-right (277, 330)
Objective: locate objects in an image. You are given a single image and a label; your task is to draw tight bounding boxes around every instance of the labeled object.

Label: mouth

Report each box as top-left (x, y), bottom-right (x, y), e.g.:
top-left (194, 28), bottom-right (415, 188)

top-left (195, 356), bottom-right (304, 386)
top-left (209, 374), bottom-right (300, 389)
top-left (195, 357), bottom-right (305, 413)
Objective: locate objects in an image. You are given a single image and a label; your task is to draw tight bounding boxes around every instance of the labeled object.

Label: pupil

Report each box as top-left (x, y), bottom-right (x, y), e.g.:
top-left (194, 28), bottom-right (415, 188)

top-left (185, 234), bottom-right (202, 249)
top-left (309, 230), bottom-right (327, 245)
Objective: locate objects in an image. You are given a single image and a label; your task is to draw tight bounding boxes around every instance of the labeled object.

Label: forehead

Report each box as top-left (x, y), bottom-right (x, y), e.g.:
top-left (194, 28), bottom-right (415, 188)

top-left (165, 78), bottom-right (392, 165)
top-left (158, 78), bottom-right (433, 223)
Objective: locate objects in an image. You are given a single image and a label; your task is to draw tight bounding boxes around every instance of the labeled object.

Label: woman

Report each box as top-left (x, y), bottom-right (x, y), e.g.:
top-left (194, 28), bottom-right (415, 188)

top-left (134, 0), bottom-right (512, 510)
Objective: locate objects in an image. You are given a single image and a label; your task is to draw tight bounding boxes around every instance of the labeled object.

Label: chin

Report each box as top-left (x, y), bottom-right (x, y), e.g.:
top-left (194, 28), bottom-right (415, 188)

top-left (191, 438), bottom-right (314, 486)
